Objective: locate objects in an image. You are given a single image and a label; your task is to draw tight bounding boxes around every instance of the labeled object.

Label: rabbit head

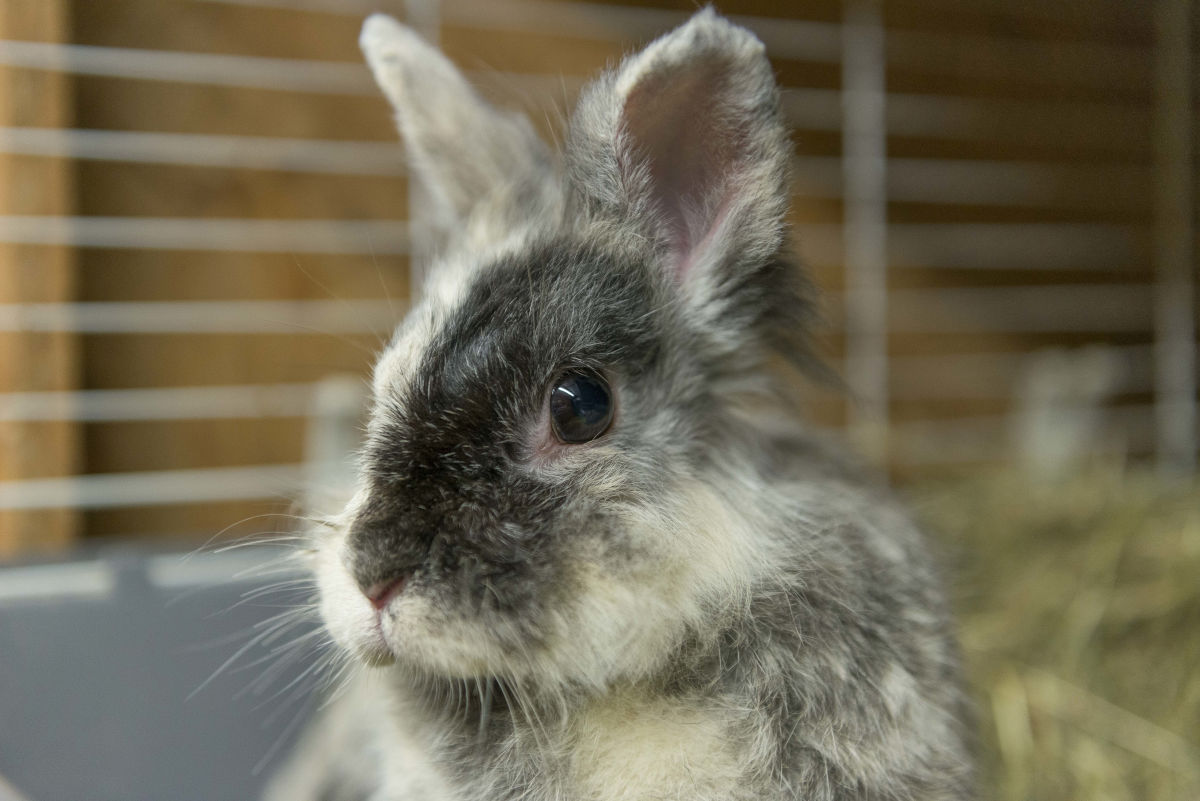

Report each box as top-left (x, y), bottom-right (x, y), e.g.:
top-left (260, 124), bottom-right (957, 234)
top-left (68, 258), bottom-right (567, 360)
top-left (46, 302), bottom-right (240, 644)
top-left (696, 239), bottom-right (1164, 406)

top-left (316, 9), bottom-right (814, 694)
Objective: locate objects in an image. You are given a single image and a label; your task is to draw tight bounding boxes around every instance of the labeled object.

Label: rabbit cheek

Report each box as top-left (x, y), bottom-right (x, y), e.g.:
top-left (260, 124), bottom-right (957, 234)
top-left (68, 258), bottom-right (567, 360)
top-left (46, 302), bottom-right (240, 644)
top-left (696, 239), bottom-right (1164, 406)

top-left (556, 481), bottom-right (768, 684)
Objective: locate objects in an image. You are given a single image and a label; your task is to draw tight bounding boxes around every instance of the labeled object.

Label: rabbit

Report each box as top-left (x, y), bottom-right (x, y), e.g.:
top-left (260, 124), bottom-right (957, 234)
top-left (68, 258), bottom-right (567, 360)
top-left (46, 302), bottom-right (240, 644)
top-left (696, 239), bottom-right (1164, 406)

top-left (265, 8), bottom-right (974, 801)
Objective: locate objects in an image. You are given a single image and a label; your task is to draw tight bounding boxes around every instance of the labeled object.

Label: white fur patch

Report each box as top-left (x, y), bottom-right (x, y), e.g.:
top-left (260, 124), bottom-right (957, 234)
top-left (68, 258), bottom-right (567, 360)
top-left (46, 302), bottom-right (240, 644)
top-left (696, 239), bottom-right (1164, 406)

top-left (314, 525), bottom-right (394, 667)
top-left (569, 688), bottom-right (746, 801)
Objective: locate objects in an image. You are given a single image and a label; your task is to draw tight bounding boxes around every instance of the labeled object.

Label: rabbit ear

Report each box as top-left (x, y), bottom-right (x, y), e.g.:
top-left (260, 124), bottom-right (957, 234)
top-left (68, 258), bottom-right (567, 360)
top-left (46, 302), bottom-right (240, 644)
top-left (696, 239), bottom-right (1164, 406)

top-left (360, 15), bottom-right (558, 252)
top-left (567, 9), bottom-right (791, 295)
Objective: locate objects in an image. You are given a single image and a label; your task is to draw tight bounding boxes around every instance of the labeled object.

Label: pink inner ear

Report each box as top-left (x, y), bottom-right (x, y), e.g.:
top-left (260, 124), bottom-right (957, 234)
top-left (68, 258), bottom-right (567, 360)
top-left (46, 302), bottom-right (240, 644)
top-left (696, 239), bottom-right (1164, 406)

top-left (622, 56), bottom-right (747, 282)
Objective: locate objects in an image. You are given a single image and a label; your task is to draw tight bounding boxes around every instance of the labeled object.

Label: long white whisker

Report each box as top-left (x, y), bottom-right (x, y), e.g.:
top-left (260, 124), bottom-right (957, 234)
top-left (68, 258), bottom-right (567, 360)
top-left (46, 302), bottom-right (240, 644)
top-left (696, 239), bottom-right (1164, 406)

top-left (187, 611), bottom-right (311, 701)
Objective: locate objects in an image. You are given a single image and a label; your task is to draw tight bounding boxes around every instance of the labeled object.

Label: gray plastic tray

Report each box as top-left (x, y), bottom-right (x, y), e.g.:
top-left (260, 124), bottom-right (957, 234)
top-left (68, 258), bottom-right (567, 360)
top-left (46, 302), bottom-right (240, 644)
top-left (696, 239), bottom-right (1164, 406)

top-left (0, 546), bottom-right (322, 801)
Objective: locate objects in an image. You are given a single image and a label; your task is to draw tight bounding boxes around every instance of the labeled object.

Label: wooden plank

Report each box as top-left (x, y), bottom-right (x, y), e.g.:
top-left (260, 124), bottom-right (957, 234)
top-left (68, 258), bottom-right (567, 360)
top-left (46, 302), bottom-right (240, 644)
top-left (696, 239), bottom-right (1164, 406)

top-left (73, 0), bottom-right (367, 62)
top-left (885, 0), bottom-right (1153, 46)
top-left (79, 251), bottom-right (409, 302)
top-left (73, 77), bottom-right (395, 139)
top-left (85, 498), bottom-right (297, 543)
top-left (85, 418), bottom-right (308, 473)
top-left (0, 0), bottom-right (79, 557)
top-left (78, 333), bottom-right (381, 388)
top-left (74, 160), bottom-right (409, 220)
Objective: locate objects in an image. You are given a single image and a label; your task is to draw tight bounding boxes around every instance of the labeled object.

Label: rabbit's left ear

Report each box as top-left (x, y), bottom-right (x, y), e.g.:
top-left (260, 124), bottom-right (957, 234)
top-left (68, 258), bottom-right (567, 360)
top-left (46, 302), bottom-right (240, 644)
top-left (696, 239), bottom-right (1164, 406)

top-left (361, 15), bottom-right (559, 254)
top-left (566, 9), bottom-right (791, 295)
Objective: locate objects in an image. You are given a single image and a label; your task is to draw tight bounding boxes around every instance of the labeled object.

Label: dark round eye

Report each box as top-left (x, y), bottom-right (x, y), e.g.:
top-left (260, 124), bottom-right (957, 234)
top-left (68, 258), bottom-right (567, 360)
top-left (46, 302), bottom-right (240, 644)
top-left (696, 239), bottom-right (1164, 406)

top-left (549, 372), bottom-right (614, 444)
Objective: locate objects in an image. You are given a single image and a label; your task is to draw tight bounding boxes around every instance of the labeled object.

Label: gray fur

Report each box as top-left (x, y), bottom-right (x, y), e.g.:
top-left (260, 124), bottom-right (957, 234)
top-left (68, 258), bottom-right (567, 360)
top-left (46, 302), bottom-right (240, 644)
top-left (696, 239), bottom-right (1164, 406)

top-left (265, 9), bottom-right (974, 801)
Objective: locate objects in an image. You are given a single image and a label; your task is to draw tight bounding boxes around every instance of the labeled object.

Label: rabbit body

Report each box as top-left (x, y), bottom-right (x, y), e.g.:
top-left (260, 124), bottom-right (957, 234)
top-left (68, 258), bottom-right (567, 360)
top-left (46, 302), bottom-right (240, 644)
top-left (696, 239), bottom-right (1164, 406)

top-left (270, 10), bottom-right (973, 801)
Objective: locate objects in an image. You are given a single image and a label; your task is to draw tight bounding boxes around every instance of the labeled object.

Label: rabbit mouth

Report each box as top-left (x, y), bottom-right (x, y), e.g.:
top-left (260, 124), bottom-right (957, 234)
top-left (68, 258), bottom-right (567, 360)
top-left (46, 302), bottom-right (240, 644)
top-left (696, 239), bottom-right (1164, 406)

top-left (353, 573), bottom-right (409, 666)
top-left (357, 616), bottom-right (397, 667)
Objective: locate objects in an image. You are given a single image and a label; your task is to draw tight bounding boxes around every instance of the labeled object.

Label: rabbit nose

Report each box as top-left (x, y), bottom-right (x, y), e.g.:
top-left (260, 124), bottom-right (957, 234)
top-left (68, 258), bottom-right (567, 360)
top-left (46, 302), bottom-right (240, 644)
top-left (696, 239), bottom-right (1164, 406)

top-left (346, 510), bottom-right (429, 604)
top-left (350, 553), bottom-right (420, 607)
top-left (361, 573), bottom-right (409, 610)
top-left (348, 549), bottom-right (423, 609)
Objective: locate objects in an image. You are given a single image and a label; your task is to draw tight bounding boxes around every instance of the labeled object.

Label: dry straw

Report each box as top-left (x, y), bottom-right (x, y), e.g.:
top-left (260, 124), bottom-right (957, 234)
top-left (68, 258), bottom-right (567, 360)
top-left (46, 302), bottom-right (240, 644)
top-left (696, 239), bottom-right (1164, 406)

top-left (915, 466), bottom-right (1200, 801)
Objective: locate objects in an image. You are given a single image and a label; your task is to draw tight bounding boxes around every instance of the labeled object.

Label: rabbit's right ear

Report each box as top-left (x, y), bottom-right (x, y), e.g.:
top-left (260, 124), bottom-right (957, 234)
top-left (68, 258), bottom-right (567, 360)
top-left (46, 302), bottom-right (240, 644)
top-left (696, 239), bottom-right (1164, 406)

top-left (360, 15), bottom-right (558, 253)
top-left (565, 11), bottom-right (792, 322)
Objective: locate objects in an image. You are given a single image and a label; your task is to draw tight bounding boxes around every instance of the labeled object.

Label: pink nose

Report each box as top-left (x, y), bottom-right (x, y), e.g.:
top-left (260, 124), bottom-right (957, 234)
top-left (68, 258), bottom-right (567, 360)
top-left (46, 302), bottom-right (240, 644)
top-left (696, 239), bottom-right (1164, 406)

top-left (364, 575), bottom-right (408, 610)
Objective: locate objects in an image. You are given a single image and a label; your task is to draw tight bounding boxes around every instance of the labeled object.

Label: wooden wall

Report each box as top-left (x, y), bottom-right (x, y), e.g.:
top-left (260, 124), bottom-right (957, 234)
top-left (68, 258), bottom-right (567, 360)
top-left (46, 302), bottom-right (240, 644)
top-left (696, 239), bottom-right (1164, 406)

top-left (0, 0), bottom-right (1194, 553)
top-left (0, 0), bottom-right (80, 556)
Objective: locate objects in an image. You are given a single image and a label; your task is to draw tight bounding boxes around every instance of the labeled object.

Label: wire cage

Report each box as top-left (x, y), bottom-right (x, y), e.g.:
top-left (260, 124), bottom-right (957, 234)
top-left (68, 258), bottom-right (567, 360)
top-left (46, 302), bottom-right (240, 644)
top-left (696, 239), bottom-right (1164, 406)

top-left (1, 0), bottom-right (1195, 553)
top-left (0, 1), bottom-right (1196, 799)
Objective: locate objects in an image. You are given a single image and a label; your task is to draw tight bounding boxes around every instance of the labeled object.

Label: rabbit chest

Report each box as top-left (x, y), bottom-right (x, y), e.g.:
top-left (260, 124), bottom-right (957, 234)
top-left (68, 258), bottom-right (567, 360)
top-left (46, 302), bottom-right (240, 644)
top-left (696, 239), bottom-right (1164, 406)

top-left (402, 686), bottom-right (757, 801)
top-left (564, 689), bottom-right (749, 801)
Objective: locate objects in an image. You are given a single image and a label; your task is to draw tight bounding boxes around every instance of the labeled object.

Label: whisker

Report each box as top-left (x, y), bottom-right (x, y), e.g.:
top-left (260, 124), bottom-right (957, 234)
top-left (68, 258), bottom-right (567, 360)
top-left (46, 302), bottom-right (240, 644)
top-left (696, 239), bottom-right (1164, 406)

top-left (365, 225), bottom-right (400, 324)
top-left (252, 692), bottom-right (319, 778)
top-left (183, 512), bottom-right (312, 562)
top-left (291, 252), bottom-right (390, 350)
top-left (252, 641), bottom-right (335, 705)
top-left (231, 631), bottom-right (322, 681)
top-left (187, 611), bottom-right (311, 702)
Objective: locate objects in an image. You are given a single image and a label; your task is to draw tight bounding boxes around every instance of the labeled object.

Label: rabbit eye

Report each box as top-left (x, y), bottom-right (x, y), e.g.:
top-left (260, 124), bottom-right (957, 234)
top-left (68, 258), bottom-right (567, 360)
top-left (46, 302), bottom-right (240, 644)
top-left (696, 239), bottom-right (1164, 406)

top-left (549, 372), bottom-right (614, 444)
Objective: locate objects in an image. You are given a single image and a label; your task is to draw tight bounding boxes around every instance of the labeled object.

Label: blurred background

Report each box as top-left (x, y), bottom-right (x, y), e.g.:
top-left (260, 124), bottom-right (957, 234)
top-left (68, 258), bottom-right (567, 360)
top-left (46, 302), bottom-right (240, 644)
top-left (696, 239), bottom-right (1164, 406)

top-left (0, 0), bottom-right (1195, 799)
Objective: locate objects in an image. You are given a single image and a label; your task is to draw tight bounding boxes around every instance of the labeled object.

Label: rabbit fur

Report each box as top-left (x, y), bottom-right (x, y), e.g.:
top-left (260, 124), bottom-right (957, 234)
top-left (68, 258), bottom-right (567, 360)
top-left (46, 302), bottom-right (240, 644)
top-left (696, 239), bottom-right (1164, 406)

top-left (266, 9), bottom-right (974, 801)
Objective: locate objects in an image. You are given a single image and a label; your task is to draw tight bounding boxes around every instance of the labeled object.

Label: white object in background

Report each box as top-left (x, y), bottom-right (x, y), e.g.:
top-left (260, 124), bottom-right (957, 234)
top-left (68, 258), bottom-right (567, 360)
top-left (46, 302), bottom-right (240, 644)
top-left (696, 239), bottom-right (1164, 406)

top-left (304, 375), bottom-right (368, 514)
top-left (841, 0), bottom-right (889, 468)
top-left (1152, 0), bottom-right (1196, 476)
top-left (1011, 346), bottom-right (1126, 481)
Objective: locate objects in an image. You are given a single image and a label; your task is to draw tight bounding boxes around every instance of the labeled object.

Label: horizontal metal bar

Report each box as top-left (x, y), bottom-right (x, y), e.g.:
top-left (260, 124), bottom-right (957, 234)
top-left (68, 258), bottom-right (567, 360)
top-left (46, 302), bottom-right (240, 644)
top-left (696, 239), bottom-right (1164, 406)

top-left (0, 127), bottom-right (406, 175)
top-left (796, 222), bottom-right (1144, 271)
top-left (888, 345), bottom-right (1161, 400)
top-left (818, 283), bottom-right (1159, 334)
top-left (0, 216), bottom-right (409, 254)
top-left (887, 284), bottom-right (1156, 333)
top-left (1, 40), bottom-right (1150, 147)
top-left (0, 383), bottom-right (327, 422)
top-left (884, 223), bottom-right (1144, 271)
top-left (0, 300), bottom-right (400, 334)
top-left (441, 0), bottom-right (848, 63)
top-left (0, 37), bottom-right (569, 106)
top-left (0, 285), bottom-right (1157, 336)
top-left (0, 343), bottom-right (1175, 421)
top-left (0, 130), bottom-right (1149, 212)
top-left (0, 465), bottom-right (306, 510)
top-left (888, 403), bottom-right (1164, 467)
top-left (893, 404), bottom-right (1158, 445)
top-left (0, 39), bottom-right (377, 94)
top-left (195, 0), bottom-right (842, 61)
top-left (0, 548), bottom-right (299, 605)
top-left (198, 0), bottom-right (1149, 87)
top-left (145, 547), bottom-right (305, 589)
top-left (457, 0), bottom-right (1150, 94)
top-left (795, 156), bottom-right (1153, 209)
top-left (899, 0), bottom-right (1147, 30)
top-left (0, 561), bottom-right (116, 602)
top-left (783, 88), bottom-right (1151, 147)
top-left (883, 94), bottom-right (1146, 143)
top-left (884, 159), bottom-right (1150, 210)
top-left (0, 214), bottom-right (1147, 270)
top-left (885, 31), bottom-right (1147, 93)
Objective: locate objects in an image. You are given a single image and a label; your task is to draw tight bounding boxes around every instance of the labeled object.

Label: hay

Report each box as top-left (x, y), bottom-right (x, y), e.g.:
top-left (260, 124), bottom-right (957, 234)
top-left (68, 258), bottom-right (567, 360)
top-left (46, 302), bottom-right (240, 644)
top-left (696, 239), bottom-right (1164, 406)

top-left (914, 466), bottom-right (1200, 801)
